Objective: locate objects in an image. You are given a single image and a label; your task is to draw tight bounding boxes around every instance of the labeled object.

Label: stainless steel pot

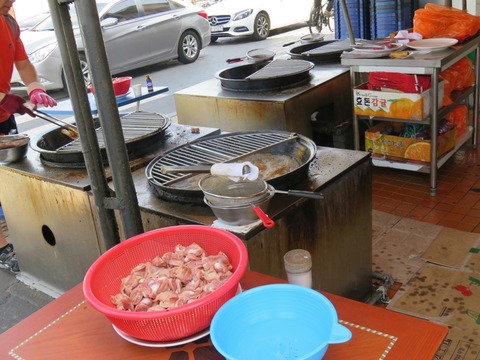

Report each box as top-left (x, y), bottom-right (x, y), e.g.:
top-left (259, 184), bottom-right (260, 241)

top-left (0, 134), bottom-right (29, 163)
top-left (199, 175), bottom-right (324, 207)
top-left (204, 185), bottom-right (274, 227)
top-left (199, 175), bottom-right (268, 207)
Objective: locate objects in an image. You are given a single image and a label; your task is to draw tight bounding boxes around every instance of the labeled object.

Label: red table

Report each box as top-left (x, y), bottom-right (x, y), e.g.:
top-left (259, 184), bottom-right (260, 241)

top-left (0, 271), bottom-right (447, 359)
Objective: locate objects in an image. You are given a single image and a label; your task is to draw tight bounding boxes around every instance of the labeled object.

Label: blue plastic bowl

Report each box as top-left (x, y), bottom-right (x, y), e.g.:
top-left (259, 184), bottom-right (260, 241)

top-left (210, 284), bottom-right (352, 360)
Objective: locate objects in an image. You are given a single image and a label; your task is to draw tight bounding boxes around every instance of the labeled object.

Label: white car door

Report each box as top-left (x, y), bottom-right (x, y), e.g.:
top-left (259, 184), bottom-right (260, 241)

top-left (261, 0), bottom-right (283, 29)
top-left (99, 0), bottom-right (153, 73)
top-left (278, 0), bottom-right (311, 25)
top-left (264, 0), bottom-right (310, 29)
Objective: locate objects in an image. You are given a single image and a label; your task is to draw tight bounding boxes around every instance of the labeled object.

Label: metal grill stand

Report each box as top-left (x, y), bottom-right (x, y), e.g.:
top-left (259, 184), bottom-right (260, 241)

top-left (46, 0), bottom-right (144, 249)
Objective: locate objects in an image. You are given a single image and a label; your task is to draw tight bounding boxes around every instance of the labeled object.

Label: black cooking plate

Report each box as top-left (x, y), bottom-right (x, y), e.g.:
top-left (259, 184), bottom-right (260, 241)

top-left (288, 40), bottom-right (346, 63)
top-left (215, 59), bottom-right (314, 92)
top-left (30, 111), bottom-right (171, 168)
top-left (145, 130), bottom-right (317, 204)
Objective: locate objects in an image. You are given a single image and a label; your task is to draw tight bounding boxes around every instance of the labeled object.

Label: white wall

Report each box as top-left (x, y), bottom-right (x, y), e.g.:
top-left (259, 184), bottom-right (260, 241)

top-left (452, 0), bottom-right (480, 14)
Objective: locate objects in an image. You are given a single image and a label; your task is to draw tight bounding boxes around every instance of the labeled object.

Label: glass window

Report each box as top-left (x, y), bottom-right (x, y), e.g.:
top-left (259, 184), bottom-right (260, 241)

top-left (140, 0), bottom-right (173, 16)
top-left (170, 0), bottom-right (185, 9)
top-left (104, 0), bottom-right (139, 22)
top-left (34, 3), bottom-right (110, 31)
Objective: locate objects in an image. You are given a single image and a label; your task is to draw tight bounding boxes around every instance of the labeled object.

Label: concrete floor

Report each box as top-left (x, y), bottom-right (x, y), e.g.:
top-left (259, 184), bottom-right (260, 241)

top-left (0, 264), bottom-right (54, 334)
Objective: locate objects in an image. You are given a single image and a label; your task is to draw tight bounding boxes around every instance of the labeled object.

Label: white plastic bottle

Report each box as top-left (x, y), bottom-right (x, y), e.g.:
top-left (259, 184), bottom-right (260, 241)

top-left (284, 249), bottom-right (313, 288)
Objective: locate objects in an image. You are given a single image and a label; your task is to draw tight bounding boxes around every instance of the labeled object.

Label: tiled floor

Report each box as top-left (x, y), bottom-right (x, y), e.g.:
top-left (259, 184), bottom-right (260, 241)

top-left (372, 134), bottom-right (480, 233)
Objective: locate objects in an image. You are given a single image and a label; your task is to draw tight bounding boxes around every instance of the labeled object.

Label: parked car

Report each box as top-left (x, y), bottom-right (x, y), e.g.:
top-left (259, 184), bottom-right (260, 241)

top-left (10, 0), bottom-right (210, 91)
top-left (205, 0), bottom-right (311, 42)
top-left (12, 0), bottom-right (50, 27)
top-left (17, 12), bottom-right (50, 31)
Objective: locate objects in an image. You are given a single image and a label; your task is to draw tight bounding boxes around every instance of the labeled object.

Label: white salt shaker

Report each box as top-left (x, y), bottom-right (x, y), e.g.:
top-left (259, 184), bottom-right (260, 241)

top-left (284, 249), bottom-right (312, 288)
top-left (132, 84), bottom-right (142, 111)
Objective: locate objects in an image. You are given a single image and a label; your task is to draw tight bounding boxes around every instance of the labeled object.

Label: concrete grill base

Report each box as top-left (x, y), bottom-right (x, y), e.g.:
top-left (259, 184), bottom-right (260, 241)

top-left (174, 66), bottom-right (352, 140)
top-left (0, 123), bottom-right (220, 293)
top-left (131, 146), bottom-right (373, 301)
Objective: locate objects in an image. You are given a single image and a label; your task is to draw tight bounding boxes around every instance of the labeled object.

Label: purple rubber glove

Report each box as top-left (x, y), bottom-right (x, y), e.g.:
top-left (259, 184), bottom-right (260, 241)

top-left (29, 89), bottom-right (57, 108)
top-left (0, 94), bottom-right (35, 117)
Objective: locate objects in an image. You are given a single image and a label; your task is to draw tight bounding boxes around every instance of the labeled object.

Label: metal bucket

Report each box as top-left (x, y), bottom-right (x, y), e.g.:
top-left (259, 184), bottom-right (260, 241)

top-left (199, 175), bottom-right (268, 206)
top-left (204, 185), bottom-right (274, 226)
top-left (0, 134), bottom-right (29, 163)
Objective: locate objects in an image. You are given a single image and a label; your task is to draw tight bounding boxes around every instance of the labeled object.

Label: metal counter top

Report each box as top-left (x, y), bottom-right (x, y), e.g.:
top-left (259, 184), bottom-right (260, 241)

top-left (174, 65), bottom-right (350, 101)
top-left (131, 146), bottom-right (371, 240)
top-left (341, 35), bottom-right (480, 74)
top-left (0, 123), bottom-right (220, 191)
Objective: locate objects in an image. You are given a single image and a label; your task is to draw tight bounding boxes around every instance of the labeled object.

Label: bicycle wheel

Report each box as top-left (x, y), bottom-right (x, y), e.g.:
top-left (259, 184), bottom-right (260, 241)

top-left (325, 12), bottom-right (334, 32)
top-left (308, 5), bottom-right (323, 34)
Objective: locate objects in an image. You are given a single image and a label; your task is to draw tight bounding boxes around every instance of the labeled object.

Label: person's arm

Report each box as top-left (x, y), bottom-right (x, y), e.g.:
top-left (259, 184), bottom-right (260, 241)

top-left (14, 59), bottom-right (56, 108)
top-left (15, 59), bottom-right (38, 87)
top-left (0, 62), bottom-right (33, 113)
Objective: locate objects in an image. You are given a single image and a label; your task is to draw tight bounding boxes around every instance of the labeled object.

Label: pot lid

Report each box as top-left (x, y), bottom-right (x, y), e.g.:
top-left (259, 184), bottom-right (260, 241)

top-left (246, 59), bottom-right (314, 80)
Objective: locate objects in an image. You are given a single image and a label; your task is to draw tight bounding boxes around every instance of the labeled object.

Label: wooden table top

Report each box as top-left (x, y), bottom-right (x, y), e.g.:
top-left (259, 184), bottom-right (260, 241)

top-left (0, 270), bottom-right (447, 359)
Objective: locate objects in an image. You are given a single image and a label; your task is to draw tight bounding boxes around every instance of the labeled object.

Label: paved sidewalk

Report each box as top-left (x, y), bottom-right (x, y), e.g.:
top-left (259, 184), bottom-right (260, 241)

top-left (0, 268), bottom-right (54, 334)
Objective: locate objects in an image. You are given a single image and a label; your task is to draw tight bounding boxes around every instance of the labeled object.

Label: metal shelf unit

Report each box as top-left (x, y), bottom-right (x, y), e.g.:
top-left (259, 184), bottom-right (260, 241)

top-left (341, 35), bottom-right (480, 195)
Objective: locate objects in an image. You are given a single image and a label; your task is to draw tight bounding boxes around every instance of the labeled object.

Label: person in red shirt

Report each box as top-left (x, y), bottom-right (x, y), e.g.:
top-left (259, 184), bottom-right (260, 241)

top-left (0, 0), bottom-right (57, 273)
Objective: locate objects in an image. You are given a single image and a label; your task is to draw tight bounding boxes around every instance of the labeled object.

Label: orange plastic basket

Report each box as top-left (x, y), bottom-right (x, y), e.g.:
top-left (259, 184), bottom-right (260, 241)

top-left (83, 225), bottom-right (248, 341)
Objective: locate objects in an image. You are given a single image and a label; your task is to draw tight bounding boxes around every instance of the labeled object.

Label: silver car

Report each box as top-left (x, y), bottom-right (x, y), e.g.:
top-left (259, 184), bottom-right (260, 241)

top-left (11, 0), bottom-right (211, 91)
top-left (17, 12), bottom-right (50, 31)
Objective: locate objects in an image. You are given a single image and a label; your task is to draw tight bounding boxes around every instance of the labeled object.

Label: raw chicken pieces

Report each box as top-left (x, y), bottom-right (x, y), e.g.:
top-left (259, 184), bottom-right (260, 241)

top-left (111, 243), bottom-right (233, 312)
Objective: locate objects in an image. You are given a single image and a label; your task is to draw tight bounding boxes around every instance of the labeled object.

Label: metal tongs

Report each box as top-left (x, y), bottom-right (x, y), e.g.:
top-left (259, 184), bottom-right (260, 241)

top-left (32, 109), bottom-right (79, 139)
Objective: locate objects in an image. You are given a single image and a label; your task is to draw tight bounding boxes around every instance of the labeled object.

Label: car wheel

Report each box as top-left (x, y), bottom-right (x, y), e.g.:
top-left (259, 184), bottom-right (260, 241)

top-left (252, 12), bottom-right (270, 40)
top-left (60, 71), bottom-right (67, 91)
top-left (79, 53), bottom-right (91, 87)
top-left (178, 30), bottom-right (200, 64)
